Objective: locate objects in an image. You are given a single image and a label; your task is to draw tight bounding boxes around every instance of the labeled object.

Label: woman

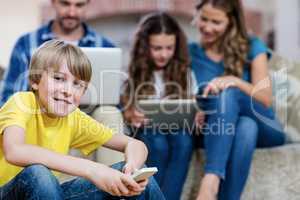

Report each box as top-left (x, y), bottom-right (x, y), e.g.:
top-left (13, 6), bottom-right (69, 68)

top-left (189, 1), bottom-right (286, 200)
top-left (121, 12), bottom-right (199, 200)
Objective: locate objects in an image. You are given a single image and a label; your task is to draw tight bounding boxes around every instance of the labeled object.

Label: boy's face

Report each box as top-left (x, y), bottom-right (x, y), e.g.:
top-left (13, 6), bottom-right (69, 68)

top-left (31, 61), bottom-right (87, 117)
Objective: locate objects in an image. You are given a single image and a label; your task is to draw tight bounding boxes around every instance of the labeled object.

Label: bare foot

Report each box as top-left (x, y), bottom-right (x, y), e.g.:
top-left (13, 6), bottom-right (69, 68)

top-left (196, 174), bottom-right (220, 200)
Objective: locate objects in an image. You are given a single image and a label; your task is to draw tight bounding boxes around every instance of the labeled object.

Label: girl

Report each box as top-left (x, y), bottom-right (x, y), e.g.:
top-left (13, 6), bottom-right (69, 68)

top-left (121, 12), bottom-right (199, 200)
top-left (189, 1), bottom-right (286, 200)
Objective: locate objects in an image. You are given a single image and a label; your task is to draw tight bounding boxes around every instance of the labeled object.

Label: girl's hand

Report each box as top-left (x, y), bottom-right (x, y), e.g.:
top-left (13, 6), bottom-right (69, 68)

top-left (194, 111), bottom-right (205, 128)
top-left (123, 107), bottom-right (148, 128)
top-left (202, 75), bottom-right (239, 97)
top-left (89, 163), bottom-right (145, 197)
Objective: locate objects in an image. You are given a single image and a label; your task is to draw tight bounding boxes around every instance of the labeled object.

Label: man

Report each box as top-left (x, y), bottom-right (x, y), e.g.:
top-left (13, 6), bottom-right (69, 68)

top-left (0, 0), bottom-right (123, 165)
top-left (0, 0), bottom-right (114, 105)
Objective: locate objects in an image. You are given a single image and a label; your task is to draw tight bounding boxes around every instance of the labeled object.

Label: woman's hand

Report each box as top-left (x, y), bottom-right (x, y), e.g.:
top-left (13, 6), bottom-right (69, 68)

top-left (202, 75), bottom-right (239, 97)
top-left (88, 163), bottom-right (145, 197)
top-left (194, 111), bottom-right (205, 128)
top-left (123, 107), bottom-right (148, 128)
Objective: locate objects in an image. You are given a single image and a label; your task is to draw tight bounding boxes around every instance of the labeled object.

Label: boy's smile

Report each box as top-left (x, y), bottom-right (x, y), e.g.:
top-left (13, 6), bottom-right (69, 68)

top-left (31, 60), bottom-right (87, 117)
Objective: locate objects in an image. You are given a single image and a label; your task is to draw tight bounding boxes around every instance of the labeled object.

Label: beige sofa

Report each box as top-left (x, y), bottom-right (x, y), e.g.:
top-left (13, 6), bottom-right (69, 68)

top-left (181, 55), bottom-right (300, 200)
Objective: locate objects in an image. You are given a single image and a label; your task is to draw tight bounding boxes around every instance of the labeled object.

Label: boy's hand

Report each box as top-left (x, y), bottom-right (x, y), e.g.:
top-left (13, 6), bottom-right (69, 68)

top-left (122, 162), bottom-right (138, 175)
top-left (89, 163), bottom-right (144, 197)
top-left (122, 162), bottom-right (149, 193)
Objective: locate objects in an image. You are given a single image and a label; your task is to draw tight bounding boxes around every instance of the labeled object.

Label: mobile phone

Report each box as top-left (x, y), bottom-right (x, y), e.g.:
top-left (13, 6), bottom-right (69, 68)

top-left (131, 167), bottom-right (158, 182)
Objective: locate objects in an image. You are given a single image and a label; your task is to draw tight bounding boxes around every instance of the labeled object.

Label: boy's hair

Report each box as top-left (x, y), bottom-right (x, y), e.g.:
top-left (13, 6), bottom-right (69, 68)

top-left (29, 40), bottom-right (92, 87)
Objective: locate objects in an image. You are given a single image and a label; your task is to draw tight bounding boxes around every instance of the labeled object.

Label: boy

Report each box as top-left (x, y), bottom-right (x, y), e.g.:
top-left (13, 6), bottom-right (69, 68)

top-left (0, 40), bottom-right (165, 200)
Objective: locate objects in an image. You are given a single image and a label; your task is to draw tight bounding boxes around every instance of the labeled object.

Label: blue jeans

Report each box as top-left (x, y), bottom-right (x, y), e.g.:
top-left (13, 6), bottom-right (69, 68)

top-left (196, 87), bottom-right (286, 200)
top-left (137, 128), bottom-right (193, 200)
top-left (0, 162), bottom-right (165, 200)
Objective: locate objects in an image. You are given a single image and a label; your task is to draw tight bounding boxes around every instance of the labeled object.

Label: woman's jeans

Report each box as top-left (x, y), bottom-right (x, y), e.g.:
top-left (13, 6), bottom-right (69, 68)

top-left (197, 87), bottom-right (286, 200)
top-left (0, 162), bottom-right (165, 200)
top-left (137, 128), bottom-right (193, 200)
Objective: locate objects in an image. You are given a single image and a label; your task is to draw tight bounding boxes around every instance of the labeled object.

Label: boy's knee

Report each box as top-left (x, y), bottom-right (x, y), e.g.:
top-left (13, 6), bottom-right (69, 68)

top-left (23, 164), bottom-right (51, 177)
top-left (143, 176), bottom-right (165, 199)
top-left (22, 164), bottom-right (58, 186)
top-left (110, 161), bottom-right (126, 171)
top-left (15, 164), bottom-right (62, 199)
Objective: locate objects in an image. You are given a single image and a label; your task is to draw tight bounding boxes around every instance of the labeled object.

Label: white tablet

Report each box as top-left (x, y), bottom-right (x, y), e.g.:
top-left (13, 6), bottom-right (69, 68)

top-left (137, 99), bottom-right (200, 129)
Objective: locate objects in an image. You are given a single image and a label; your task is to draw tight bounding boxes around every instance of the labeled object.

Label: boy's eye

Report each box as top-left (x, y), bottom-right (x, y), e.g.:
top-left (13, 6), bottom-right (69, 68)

top-left (74, 80), bottom-right (87, 89)
top-left (200, 16), bottom-right (208, 22)
top-left (53, 75), bottom-right (65, 81)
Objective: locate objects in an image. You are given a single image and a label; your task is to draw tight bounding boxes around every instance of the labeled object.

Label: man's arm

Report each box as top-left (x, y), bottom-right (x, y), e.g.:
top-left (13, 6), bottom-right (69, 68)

top-left (102, 37), bottom-right (115, 48)
top-left (0, 37), bottom-right (30, 106)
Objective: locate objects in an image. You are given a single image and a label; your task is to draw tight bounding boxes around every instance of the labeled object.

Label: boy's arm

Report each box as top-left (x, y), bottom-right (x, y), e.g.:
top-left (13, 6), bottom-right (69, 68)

top-left (3, 126), bottom-right (95, 177)
top-left (103, 134), bottom-right (148, 175)
top-left (3, 125), bottom-right (143, 196)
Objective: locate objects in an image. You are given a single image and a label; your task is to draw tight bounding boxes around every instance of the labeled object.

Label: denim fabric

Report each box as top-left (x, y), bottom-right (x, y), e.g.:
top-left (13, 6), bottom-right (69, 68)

top-left (189, 37), bottom-right (285, 200)
top-left (197, 87), bottom-right (285, 200)
top-left (137, 128), bottom-right (193, 200)
top-left (0, 20), bottom-right (115, 107)
top-left (0, 163), bottom-right (165, 200)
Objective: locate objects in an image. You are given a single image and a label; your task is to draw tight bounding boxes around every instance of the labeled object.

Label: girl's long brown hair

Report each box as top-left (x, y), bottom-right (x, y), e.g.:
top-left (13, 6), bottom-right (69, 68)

top-left (122, 12), bottom-right (190, 107)
top-left (196, 0), bottom-right (249, 77)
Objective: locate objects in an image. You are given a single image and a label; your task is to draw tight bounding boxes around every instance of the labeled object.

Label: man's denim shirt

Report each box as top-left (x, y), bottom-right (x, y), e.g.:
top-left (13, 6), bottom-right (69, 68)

top-left (0, 20), bottom-right (115, 106)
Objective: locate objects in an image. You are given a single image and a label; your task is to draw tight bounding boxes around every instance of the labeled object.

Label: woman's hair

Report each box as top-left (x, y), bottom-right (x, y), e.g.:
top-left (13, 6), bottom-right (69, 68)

top-left (196, 0), bottom-right (250, 77)
top-left (29, 39), bottom-right (92, 87)
top-left (124, 12), bottom-right (190, 105)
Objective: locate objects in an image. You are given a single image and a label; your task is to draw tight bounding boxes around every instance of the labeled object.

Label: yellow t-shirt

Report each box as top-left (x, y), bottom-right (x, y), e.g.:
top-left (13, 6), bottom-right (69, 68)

top-left (0, 92), bottom-right (114, 186)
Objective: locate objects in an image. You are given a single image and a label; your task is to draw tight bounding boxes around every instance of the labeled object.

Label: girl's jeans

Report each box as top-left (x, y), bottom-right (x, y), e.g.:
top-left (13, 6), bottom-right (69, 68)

top-left (137, 128), bottom-right (193, 200)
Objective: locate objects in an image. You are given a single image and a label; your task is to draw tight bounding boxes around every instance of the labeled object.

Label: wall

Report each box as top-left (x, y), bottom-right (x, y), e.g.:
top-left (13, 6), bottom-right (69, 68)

top-left (0, 0), bottom-right (42, 68)
top-left (88, 14), bottom-right (198, 70)
top-left (275, 0), bottom-right (300, 61)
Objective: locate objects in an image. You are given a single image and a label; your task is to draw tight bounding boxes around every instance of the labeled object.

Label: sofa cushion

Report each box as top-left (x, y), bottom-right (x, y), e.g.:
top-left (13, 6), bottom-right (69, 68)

top-left (181, 145), bottom-right (300, 200)
top-left (269, 54), bottom-right (300, 143)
